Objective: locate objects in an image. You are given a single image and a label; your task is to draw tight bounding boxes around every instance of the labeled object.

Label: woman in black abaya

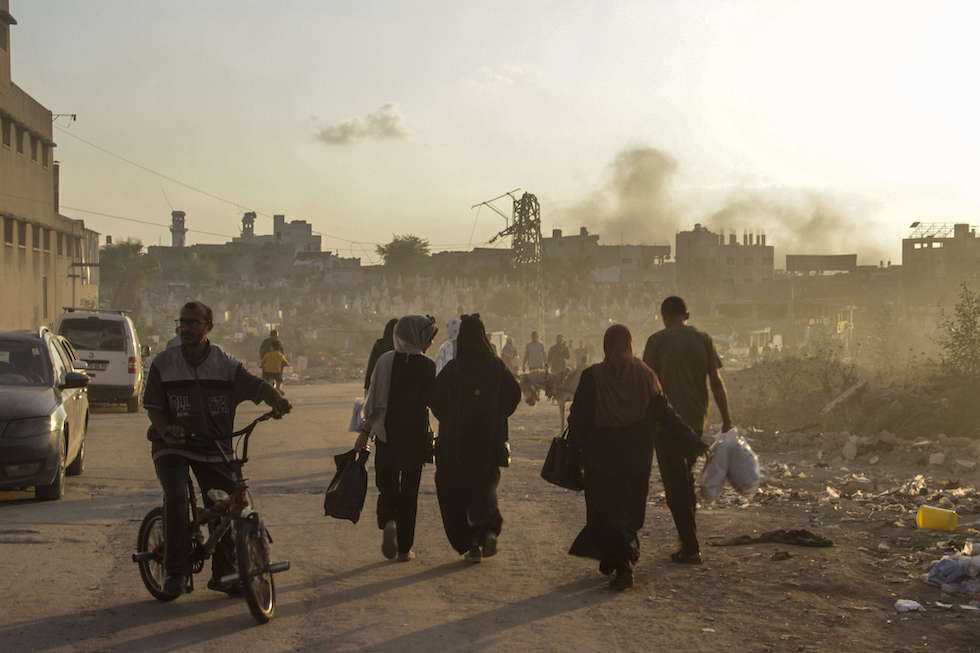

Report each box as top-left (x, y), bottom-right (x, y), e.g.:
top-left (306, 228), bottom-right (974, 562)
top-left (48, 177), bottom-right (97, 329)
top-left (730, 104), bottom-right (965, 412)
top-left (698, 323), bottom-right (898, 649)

top-left (567, 324), bottom-right (704, 590)
top-left (431, 314), bottom-right (521, 562)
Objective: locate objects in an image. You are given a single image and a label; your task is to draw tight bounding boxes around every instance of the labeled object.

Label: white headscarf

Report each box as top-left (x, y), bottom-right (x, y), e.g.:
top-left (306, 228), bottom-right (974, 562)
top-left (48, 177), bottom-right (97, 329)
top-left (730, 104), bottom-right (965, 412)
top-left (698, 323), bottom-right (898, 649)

top-left (363, 315), bottom-right (437, 442)
top-left (435, 317), bottom-right (461, 375)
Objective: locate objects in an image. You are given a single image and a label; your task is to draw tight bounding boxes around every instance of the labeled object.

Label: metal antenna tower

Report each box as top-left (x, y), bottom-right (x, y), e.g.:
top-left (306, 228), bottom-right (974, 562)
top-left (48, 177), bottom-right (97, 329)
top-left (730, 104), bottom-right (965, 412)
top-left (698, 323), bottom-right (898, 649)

top-left (473, 189), bottom-right (545, 335)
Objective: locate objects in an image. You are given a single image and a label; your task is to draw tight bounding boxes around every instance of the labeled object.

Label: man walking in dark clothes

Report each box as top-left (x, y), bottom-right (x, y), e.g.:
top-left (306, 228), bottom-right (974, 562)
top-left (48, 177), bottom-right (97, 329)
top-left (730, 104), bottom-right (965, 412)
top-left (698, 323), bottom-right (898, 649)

top-left (642, 296), bottom-right (733, 564)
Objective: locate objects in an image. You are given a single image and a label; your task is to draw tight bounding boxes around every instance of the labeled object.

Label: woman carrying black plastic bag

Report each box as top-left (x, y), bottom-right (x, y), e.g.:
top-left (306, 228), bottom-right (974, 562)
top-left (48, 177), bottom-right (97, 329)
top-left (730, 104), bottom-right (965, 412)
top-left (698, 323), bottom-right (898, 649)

top-left (567, 324), bottom-right (703, 590)
top-left (356, 315), bottom-right (438, 562)
top-left (430, 314), bottom-right (521, 563)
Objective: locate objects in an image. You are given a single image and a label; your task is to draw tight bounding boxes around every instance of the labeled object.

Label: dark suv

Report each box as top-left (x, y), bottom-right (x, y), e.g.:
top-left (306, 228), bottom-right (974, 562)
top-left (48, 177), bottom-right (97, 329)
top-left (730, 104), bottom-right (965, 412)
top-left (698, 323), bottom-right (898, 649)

top-left (0, 328), bottom-right (90, 500)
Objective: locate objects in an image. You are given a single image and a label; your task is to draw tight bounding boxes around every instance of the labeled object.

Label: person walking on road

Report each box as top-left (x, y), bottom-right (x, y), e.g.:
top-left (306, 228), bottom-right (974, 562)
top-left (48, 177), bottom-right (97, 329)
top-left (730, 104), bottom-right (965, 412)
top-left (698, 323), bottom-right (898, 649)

top-left (356, 315), bottom-right (438, 562)
top-left (144, 301), bottom-right (292, 597)
top-left (642, 296), bottom-right (733, 565)
top-left (364, 319), bottom-right (398, 394)
top-left (430, 314), bottom-right (521, 563)
top-left (435, 317), bottom-right (461, 375)
top-left (547, 334), bottom-right (570, 375)
top-left (567, 324), bottom-right (702, 590)
top-left (261, 347), bottom-right (289, 394)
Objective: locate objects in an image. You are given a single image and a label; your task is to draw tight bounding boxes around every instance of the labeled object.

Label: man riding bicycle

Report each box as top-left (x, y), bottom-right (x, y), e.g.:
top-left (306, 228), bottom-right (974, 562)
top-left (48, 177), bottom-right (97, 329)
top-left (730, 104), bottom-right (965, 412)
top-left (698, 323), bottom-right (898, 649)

top-left (143, 301), bottom-right (292, 597)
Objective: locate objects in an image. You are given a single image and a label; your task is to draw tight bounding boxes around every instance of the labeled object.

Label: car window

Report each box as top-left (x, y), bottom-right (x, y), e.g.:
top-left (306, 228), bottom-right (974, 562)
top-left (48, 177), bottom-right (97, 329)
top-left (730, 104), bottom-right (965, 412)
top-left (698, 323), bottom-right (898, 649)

top-left (58, 317), bottom-right (126, 352)
top-left (52, 337), bottom-right (76, 370)
top-left (0, 339), bottom-right (53, 386)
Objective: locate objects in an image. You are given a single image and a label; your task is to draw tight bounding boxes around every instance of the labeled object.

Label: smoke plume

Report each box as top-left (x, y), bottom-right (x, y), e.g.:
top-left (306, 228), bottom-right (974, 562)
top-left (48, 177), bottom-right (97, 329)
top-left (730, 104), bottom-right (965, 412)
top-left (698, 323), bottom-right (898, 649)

top-left (315, 104), bottom-right (409, 146)
top-left (561, 146), bottom-right (679, 243)
top-left (562, 145), bottom-right (888, 263)
top-left (706, 191), bottom-right (888, 263)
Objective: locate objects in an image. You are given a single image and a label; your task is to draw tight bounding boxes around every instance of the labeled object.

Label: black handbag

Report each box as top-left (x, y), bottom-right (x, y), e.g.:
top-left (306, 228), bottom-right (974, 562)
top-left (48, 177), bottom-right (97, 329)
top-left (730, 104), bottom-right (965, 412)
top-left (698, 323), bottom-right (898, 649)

top-left (540, 428), bottom-right (584, 491)
top-left (323, 448), bottom-right (370, 523)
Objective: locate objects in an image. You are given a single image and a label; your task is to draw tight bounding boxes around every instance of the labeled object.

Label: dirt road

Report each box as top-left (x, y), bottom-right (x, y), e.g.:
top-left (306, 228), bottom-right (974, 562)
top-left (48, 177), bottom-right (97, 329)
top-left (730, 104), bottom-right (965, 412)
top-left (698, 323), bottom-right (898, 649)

top-left (1, 382), bottom-right (976, 652)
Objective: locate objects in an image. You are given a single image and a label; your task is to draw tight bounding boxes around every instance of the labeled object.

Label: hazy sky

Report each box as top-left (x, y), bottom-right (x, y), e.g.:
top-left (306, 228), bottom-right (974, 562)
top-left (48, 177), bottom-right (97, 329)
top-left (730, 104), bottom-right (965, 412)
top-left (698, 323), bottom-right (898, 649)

top-left (10, 0), bottom-right (980, 264)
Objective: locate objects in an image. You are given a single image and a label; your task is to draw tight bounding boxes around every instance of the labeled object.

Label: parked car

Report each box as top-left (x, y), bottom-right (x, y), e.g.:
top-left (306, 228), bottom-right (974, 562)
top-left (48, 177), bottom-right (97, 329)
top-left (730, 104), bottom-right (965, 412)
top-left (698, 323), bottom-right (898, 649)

top-left (54, 307), bottom-right (146, 412)
top-left (0, 327), bottom-right (90, 500)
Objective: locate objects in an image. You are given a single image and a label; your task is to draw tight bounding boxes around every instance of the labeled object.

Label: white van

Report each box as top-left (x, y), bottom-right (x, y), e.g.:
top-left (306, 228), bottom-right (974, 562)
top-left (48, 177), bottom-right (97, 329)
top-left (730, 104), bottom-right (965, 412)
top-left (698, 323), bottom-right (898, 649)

top-left (54, 308), bottom-right (146, 412)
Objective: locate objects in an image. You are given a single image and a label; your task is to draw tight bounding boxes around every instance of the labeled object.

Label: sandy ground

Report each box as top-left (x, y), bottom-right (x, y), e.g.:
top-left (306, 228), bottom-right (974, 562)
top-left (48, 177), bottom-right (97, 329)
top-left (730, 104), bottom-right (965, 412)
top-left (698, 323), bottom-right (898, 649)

top-left (0, 382), bottom-right (977, 652)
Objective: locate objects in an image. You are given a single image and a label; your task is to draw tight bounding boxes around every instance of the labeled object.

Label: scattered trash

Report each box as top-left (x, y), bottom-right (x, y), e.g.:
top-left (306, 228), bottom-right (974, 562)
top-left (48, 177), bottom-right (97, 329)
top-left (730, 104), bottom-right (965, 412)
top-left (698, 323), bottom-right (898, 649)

top-left (895, 599), bottom-right (926, 613)
top-left (923, 553), bottom-right (980, 595)
top-left (771, 550), bottom-right (792, 561)
top-left (934, 602), bottom-right (953, 609)
top-left (701, 628), bottom-right (716, 633)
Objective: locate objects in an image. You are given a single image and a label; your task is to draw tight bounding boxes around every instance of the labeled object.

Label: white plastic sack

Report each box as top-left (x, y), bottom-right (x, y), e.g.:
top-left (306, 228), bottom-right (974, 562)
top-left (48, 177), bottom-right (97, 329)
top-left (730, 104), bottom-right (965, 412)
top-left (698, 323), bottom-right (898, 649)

top-left (701, 429), bottom-right (760, 501)
top-left (348, 398), bottom-right (365, 432)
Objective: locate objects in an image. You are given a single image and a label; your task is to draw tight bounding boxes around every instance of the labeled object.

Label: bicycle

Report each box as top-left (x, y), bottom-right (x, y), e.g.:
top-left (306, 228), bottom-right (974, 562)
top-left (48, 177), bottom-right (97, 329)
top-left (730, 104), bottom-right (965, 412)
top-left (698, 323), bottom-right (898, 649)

top-left (132, 411), bottom-right (290, 624)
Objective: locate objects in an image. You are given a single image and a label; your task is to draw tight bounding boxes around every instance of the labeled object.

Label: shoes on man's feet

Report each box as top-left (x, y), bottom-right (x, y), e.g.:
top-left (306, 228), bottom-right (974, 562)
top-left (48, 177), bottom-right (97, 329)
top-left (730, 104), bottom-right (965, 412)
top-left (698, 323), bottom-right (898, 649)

top-left (163, 574), bottom-right (187, 597)
top-left (670, 550), bottom-right (703, 565)
top-left (397, 550), bottom-right (415, 562)
top-left (207, 576), bottom-right (242, 596)
top-left (609, 568), bottom-right (634, 591)
top-left (382, 521), bottom-right (398, 560)
top-left (464, 546), bottom-right (483, 563)
top-left (481, 532), bottom-right (498, 558)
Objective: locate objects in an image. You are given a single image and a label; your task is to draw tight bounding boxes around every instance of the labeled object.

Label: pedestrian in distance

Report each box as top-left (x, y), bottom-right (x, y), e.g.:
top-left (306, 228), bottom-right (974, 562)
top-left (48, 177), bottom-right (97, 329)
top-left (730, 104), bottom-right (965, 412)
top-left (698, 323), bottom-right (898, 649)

top-left (356, 315), bottom-right (438, 562)
top-left (259, 329), bottom-right (283, 361)
top-left (261, 347), bottom-right (289, 394)
top-left (522, 330), bottom-right (546, 372)
top-left (567, 324), bottom-right (703, 591)
top-left (642, 296), bottom-right (733, 564)
top-left (500, 336), bottom-right (520, 376)
top-left (435, 316), bottom-right (461, 375)
top-left (430, 314), bottom-right (521, 563)
top-left (364, 318), bottom-right (398, 394)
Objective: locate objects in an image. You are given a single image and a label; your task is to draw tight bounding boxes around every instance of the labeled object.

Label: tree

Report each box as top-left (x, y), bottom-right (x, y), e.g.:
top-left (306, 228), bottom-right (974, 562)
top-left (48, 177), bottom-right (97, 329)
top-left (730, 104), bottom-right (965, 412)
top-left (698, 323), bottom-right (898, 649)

top-left (376, 234), bottom-right (430, 273)
top-left (98, 240), bottom-right (160, 310)
top-left (939, 283), bottom-right (980, 378)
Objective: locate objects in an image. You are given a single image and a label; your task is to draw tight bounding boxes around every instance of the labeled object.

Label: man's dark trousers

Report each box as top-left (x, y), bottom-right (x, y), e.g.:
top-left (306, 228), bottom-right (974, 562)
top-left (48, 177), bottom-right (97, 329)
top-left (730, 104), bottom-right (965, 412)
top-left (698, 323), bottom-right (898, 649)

top-left (154, 454), bottom-right (237, 579)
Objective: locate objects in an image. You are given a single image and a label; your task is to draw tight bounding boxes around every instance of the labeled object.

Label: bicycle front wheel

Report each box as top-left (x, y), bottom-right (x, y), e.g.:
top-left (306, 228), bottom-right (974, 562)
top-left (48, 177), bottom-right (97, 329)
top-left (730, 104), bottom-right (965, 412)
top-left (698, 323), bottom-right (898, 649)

top-left (136, 507), bottom-right (179, 601)
top-left (236, 515), bottom-right (275, 623)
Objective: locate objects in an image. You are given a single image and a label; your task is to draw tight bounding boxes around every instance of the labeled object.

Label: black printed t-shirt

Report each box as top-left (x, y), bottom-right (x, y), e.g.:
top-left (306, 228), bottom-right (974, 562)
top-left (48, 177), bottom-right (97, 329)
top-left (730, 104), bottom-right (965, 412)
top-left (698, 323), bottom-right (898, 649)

top-left (143, 343), bottom-right (265, 461)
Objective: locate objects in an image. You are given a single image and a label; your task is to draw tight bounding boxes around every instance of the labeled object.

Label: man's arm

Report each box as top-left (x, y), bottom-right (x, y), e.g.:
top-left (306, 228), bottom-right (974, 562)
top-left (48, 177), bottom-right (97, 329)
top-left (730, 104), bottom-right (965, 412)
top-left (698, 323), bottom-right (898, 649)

top-left (708, 367), bottom-right (733, 433)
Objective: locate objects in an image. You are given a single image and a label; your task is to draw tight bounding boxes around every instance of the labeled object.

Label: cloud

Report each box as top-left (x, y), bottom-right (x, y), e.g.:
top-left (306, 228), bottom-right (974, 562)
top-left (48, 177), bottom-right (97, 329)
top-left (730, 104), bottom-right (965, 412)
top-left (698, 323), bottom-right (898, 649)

top-left (314, 104), bottom-right (409, 146)
top-left (466, 65), bottom-right (526, 91)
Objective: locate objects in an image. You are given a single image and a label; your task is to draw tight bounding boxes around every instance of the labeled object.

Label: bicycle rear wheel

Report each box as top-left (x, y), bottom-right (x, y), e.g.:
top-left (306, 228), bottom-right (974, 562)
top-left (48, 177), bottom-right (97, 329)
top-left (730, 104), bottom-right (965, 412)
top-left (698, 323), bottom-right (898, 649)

top-left (236, 515), bottom-right (275, 623)
top-left (136, 507), bottom-right (179, 601)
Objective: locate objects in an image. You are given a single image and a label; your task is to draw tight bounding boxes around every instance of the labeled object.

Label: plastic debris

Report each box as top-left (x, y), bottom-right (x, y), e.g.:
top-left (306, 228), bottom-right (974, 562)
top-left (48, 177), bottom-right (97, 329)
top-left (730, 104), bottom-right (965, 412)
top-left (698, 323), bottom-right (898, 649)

top-left (895, 599), bottom-right (926, 613)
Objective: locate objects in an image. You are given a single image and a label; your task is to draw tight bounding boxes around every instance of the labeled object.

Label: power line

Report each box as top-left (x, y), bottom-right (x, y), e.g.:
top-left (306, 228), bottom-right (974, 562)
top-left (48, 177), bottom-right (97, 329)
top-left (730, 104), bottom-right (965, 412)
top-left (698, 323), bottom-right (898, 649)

top-left (61, 205), bottom-right (234, 239)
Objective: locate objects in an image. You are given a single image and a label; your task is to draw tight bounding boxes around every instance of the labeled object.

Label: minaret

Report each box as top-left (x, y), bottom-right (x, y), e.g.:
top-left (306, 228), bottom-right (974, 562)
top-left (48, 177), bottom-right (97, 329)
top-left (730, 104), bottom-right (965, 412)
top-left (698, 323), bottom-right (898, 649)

top-left (170, 211), bottom-right (187, 247)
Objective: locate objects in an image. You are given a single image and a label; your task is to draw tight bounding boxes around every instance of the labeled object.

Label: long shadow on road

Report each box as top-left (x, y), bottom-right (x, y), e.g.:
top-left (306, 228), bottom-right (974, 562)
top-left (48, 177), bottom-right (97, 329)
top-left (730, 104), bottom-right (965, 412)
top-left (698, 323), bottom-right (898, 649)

top-left (305, 576), bottom-right (613, 651)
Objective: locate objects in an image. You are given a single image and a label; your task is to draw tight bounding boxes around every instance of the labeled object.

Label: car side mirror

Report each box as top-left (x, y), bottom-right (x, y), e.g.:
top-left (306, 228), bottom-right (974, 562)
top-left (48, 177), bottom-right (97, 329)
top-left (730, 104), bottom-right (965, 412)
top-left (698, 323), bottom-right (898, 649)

top-left (72, 360), bottom-right (89, 370)
top-left (141, 345), bottom-right (151, 357)
top-left (63, 372), bottom-right (90, 389)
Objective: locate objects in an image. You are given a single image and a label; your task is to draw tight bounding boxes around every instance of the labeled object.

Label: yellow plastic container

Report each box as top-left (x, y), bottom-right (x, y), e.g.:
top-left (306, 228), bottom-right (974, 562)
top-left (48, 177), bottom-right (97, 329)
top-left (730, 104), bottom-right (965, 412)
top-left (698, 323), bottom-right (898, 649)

top-left (916, 505), bottom-right (958, 531)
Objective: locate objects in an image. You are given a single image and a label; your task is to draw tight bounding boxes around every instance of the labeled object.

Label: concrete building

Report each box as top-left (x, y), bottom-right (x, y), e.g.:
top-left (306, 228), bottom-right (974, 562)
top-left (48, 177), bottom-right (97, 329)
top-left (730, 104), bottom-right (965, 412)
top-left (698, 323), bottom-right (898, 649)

top-left (543, 226), bottom-right (671, 282)
top-left (675, 223), bottom-right (774, 298)
top-left (902, 222), bottom-right (980, 303)
top-left (232, 212), bottom-right (321, 253)
top-left (0, 1), bottom-right (98, 330)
